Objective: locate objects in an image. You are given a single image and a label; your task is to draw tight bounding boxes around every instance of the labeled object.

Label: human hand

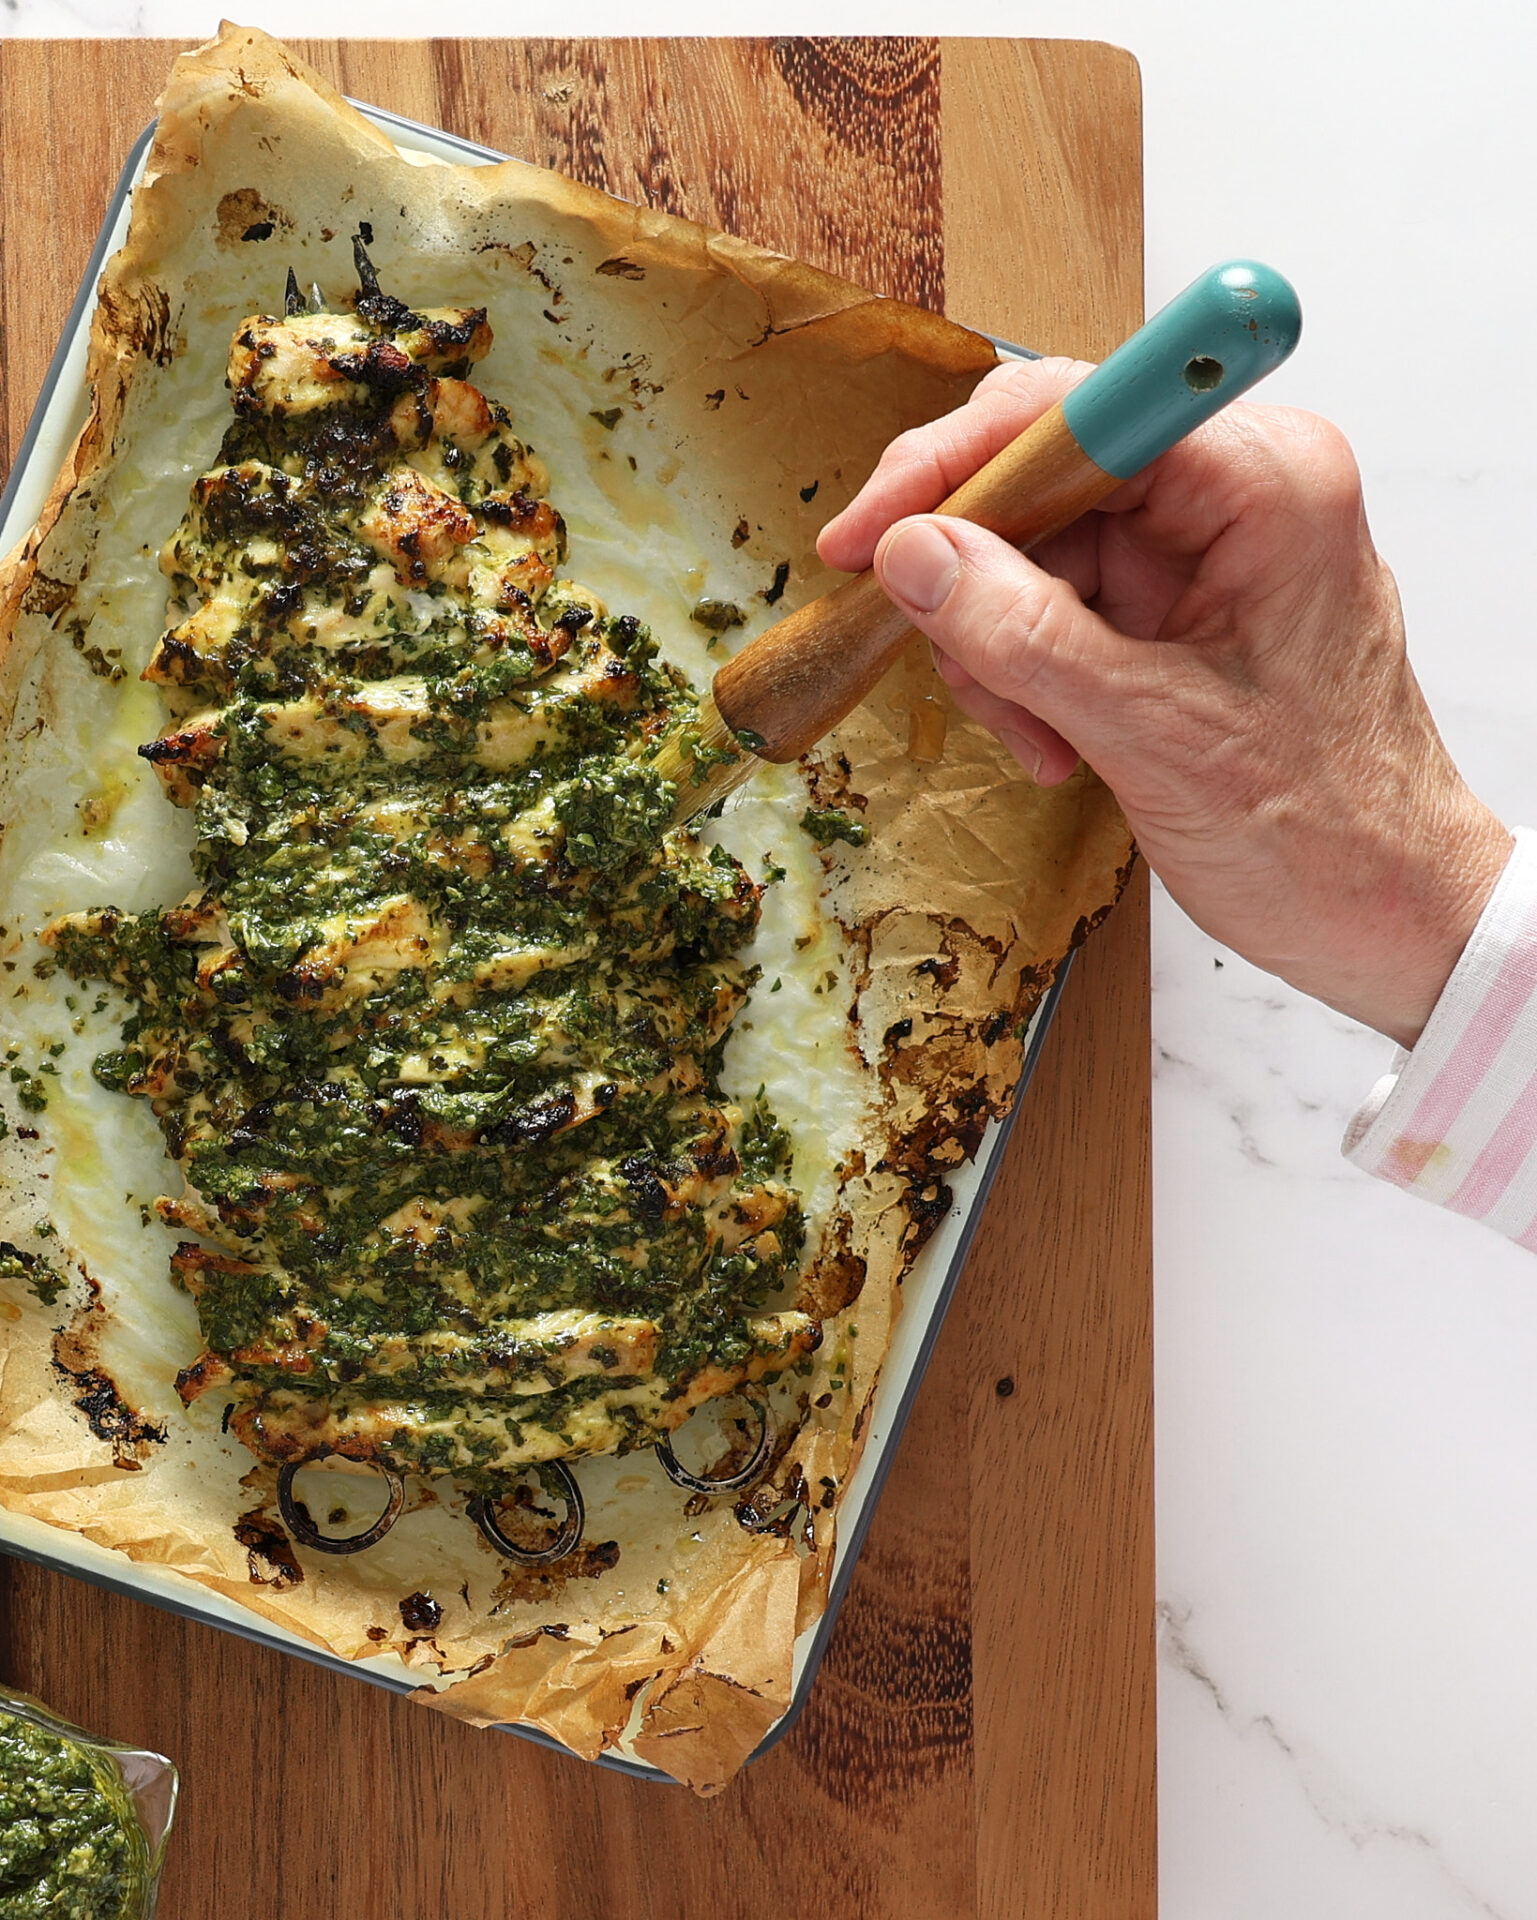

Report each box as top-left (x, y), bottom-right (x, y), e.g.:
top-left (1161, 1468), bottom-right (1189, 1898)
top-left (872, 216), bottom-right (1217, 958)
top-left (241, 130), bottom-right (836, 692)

top-left (818, 357), bottom-right (1513, 1048)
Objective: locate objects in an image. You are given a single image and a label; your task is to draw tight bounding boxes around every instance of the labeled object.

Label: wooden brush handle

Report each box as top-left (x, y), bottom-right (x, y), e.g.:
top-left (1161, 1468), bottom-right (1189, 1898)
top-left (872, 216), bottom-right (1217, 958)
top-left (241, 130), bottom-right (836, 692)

top-left (712, 259), bottom-right (1302, 765)
top-left (713, 406), bottom-right (1109, 761)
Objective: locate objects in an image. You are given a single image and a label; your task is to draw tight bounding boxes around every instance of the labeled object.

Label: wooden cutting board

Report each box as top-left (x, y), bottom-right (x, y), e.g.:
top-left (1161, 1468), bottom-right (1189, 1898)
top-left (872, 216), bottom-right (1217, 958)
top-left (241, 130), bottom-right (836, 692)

top-left (0, 39), bottom-right (1153, 1919)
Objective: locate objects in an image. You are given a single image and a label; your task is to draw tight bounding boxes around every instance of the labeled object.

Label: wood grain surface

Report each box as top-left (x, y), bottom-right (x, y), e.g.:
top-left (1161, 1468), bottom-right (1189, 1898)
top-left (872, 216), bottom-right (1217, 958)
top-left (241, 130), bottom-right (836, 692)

top-left (0, 38), bottom-right (1153, 1919)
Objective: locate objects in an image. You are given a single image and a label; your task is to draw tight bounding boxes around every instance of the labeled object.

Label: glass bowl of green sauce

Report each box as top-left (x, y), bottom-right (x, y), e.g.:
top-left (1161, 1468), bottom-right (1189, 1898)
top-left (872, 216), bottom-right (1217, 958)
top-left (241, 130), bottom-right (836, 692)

top-left (0, 1686), bottom-right (177, 1917)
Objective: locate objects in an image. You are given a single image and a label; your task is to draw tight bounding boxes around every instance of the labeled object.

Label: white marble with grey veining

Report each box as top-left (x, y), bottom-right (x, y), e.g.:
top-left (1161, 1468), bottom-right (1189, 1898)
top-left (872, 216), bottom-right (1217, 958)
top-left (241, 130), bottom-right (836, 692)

top-left (8, 0), bottom-right (1537, 1910)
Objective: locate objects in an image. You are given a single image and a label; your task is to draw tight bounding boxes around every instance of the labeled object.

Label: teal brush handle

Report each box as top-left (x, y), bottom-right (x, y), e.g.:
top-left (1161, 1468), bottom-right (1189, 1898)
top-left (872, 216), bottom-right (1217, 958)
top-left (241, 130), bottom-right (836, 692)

top-left (1060, 259), bottom-right (1302, 479)
top-left (937, 257), bottom-right (1302, 554)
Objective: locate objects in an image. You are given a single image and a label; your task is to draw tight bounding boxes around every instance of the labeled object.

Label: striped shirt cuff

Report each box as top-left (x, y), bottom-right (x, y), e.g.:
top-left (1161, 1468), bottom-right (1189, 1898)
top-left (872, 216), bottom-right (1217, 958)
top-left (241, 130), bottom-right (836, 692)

top-left (1344, 827), bottom-right (1537, 1244)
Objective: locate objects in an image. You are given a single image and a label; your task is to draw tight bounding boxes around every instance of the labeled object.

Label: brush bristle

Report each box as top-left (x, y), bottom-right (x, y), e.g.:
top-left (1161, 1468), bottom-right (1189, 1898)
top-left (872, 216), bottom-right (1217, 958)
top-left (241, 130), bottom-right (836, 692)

top-left (652, 692), bottom-right (765, 827)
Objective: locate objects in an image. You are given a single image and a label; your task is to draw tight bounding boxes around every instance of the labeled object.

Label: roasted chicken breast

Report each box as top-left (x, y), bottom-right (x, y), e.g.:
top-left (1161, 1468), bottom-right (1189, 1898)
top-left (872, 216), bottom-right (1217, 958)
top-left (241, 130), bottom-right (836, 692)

top-left (44, 265), bottom-right (817, 1523)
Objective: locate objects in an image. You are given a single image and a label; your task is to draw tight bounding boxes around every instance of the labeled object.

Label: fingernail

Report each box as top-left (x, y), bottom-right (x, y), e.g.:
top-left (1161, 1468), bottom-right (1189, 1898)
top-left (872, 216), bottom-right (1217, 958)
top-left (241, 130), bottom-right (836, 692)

top-left (879, 520), bottom-right (959, 613)
top-left (999, 726), bottom-right (1043, 782)
top-left (928, 640), bottom-right (966, 688)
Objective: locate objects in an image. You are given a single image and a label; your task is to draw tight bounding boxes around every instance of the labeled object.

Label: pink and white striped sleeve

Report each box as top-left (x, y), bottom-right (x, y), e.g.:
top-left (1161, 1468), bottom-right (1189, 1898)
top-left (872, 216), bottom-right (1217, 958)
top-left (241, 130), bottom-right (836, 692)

top-left (1345, 828), bottom-right (1537, 1245)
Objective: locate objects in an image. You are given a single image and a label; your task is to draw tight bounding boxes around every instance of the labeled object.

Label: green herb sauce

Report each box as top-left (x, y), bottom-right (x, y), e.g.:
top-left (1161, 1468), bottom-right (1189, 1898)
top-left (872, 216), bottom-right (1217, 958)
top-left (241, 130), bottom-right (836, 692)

top-left (689, 599), bottom-right (745, 635)
top-left (799, 805), bottom-right (868, 849)
top-left (45, 295), bottom-right (816, 1489)
top-left (0, 1243), bottom-right (66, 1308)
top-left (0, 1708), bottom-right (142, 1918)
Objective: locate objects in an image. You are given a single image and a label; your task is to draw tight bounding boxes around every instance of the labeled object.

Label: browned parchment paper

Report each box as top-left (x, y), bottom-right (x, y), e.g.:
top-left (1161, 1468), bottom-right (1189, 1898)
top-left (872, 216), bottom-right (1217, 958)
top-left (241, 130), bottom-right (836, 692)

top-left (0, 25), bottom-right (1130, 1793)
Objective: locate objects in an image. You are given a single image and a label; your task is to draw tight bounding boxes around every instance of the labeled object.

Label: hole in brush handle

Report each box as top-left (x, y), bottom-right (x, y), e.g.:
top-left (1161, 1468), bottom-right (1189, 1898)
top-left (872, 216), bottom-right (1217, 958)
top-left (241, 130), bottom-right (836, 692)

top-left (1182, 354), bottom-right (1224, 392)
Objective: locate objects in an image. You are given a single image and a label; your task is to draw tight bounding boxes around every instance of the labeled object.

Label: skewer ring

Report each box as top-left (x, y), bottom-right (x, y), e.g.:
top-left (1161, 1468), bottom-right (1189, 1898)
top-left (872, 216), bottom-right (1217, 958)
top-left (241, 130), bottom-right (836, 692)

top-left (656, 1385), bottom-right (775, 1494)
top-left (469, 1463), bottom-right (586, 1565)
top-left (277, 1451), bottom-right (405, 1554)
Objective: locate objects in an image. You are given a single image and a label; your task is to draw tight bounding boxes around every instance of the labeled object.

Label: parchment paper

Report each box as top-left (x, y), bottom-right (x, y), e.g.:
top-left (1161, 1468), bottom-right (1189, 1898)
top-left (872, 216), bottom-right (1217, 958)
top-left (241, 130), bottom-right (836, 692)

top-left (0, 25), bottom-right (1131, 1793)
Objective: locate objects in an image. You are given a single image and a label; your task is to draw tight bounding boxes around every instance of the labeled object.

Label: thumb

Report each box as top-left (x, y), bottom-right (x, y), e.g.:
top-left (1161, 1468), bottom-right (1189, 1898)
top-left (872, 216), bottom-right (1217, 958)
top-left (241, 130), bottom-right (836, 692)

top-left (873, 515), bottom-right (1156, 778)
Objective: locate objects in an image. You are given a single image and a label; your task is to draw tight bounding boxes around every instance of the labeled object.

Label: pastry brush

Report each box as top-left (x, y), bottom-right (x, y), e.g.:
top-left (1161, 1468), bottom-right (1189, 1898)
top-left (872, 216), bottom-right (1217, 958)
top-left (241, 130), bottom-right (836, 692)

top-left (652, 259), bottom-right (1302, 822)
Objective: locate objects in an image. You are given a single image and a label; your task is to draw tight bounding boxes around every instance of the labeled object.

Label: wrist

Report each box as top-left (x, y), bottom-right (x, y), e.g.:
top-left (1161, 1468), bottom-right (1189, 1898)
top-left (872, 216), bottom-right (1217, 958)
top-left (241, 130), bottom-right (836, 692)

top-left (1293, 800), bottom-right (1513, 1049)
